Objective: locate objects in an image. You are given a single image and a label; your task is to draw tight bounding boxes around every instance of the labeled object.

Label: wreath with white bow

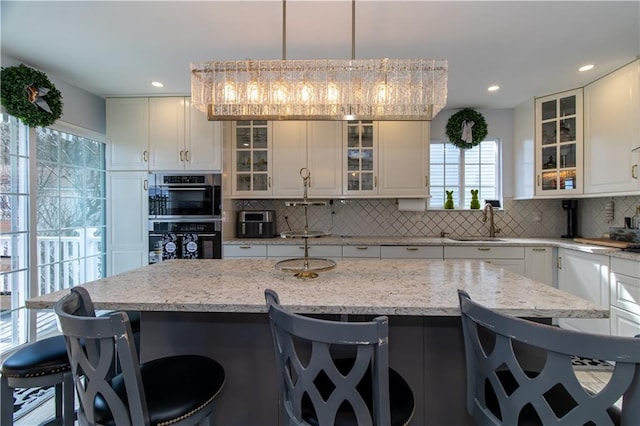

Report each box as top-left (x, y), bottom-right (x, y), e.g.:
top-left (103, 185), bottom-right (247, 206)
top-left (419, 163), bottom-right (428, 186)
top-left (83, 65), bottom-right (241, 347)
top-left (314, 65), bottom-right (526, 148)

top-left (445, 108), bottom-right (487, 149)
top-left (1, 64), bottom-right (63, 127)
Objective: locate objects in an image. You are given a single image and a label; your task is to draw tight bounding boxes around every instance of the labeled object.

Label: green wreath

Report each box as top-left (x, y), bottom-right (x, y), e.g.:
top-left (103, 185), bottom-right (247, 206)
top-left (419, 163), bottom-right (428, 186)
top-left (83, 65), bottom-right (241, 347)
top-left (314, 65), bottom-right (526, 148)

top-left (1, 64), bottom-right (63, 127)
top-left (445, 108), bottom-right (487, 149)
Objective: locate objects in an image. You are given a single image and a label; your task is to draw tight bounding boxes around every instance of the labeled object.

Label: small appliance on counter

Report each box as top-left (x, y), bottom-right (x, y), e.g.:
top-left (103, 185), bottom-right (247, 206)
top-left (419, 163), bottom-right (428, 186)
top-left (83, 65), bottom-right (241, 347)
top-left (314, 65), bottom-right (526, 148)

top-left (237, 210), bottom-right (277, 238)
top-left (561, 199), bottom-right (580, 238)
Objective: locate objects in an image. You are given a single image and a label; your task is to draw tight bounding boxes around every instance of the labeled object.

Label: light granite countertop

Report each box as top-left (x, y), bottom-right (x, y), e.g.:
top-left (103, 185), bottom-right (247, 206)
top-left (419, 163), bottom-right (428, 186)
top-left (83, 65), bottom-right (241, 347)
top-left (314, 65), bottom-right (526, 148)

top-left (27, 259), bottom-right (608, 318)
top-left (224, 236), bottom-right (640, 260)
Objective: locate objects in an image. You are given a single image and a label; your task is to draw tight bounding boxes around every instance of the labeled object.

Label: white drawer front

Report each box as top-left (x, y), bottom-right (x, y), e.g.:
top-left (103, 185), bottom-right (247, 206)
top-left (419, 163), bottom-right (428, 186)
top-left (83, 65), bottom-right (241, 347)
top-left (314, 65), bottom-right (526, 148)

top-left (342, 245), bottom-right (381, 259)
top-left (381, 246), bottom-right (443, 259)
top-left (444, 246), bottom-right (525, 259)
top-left (610, 306), bottom-right (640, 338)
top-left (223, 244), bottom-right (267, 258)
top-left (611, 271), bottom-right (640, 315)
top-left (268, 244), bottom-right (342, 259)
top-left (611, 257), bottom-right (640, 278)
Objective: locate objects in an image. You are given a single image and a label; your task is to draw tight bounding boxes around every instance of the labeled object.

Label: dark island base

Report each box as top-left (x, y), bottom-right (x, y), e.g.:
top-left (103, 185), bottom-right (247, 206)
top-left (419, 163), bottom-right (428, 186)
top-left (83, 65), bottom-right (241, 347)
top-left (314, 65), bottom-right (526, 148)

top-left (139, 312), bottom-right (552, 425)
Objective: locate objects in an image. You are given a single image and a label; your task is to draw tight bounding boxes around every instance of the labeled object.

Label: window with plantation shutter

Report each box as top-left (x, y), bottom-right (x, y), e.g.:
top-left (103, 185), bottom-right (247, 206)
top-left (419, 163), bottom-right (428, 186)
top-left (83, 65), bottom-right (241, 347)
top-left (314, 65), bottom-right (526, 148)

top-left (429, 139), bottom-right (501, 209)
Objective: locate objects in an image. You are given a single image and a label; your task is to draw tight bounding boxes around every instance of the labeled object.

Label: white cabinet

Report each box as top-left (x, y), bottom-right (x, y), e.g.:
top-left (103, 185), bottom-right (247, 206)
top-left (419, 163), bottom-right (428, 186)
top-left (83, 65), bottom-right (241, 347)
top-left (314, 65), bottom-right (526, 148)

top-left (107, 172), bottom-right (149, 275)
top-left (267, 244), bottom-right (342, 260)
top-left (610, 257), bottom-right (640, 337)
top-left (342, 121), bottom-right (430, 197)
top-left (107, 98), bottom-right (149, 171)
top-left (342, 245), bottom-right (381, 259)
top-left (271, 121), bottom-right (342, 198)
top-left (223, 244), bottom-right (267, 259)
top-left (444, 246), bottom-right (525, 274)
top-left (149, 97), bottom-right (222, 171)
top-left (535, 89), bottom-right (583, 196)
top-left (108, 97), bottom-right (221, 172)
top-left (513, 99), bottom-right (535, 199)
top-left (524, 246), bottom-right (554, 286)
top-left (557, 248), bottom-right (610, 335)
top-left (231, 121), bottom-right (272, 197)
top-left (584, 60), bottom-right (640, 195)
top-left (378, 121), bottom-right (430, 197)
top-left (381, 245), bottom-right (443, 259)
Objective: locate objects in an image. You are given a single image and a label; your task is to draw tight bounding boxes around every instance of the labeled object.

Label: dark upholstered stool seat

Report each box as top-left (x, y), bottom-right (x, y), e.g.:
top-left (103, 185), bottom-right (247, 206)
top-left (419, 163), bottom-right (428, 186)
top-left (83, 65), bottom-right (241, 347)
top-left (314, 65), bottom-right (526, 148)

top-left (1, 336), bottom-right (74, 426)
top-left (1, 335), bottom-right (70, 378)
top-left (95, 355), bottom-right (225, 426)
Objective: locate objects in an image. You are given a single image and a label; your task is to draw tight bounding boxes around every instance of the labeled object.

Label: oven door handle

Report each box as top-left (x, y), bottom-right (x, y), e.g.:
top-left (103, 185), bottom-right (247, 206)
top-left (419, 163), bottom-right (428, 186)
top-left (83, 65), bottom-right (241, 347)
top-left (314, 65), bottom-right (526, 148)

top-left (166, 187), bottom-right (210, 191)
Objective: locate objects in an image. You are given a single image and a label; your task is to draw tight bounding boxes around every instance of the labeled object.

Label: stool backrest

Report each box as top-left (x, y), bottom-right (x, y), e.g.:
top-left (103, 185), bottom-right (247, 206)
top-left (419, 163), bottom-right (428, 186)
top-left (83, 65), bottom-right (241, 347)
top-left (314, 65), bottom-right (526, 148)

top-left (264, 289), bottom-right (390, 426)
top-left (458, 289), bottom-right (640, 425)
top-left (54, 287), bottom-right (147, 426)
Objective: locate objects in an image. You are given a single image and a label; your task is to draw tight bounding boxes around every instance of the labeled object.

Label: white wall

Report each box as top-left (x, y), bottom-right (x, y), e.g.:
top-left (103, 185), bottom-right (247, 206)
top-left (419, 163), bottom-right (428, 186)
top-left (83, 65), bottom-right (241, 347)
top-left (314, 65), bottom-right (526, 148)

top-left (430, 108), bottom-right (515, 198)
top-left (1, 55), bottom-right (105, 134)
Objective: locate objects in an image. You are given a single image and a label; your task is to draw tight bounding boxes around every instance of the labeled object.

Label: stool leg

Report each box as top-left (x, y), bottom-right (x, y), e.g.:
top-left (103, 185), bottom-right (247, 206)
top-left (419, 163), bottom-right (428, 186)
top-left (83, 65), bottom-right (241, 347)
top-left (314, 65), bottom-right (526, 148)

top-left (1, 375), bottom-right (14, 426)
top-left (54, 382), bottom-right (63, 423)
top-left (62, 371), bottom-right (74, 426)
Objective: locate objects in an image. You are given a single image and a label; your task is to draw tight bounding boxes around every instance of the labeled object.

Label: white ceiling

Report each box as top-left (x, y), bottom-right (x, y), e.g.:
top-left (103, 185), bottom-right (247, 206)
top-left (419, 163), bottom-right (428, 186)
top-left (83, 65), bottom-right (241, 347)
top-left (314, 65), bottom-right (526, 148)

top-left (1, 1), bottom-right (639, 111)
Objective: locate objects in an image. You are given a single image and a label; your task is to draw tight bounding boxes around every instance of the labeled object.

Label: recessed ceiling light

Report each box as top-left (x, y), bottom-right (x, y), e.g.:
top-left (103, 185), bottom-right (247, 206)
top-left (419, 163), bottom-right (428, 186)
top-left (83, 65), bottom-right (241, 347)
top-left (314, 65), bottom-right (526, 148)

top-left (579, 64), bottom-right (595, 72)
top-left (151, 81), bottom-right (164, 88)
top-left (487, 85), bottom-right (500, 92)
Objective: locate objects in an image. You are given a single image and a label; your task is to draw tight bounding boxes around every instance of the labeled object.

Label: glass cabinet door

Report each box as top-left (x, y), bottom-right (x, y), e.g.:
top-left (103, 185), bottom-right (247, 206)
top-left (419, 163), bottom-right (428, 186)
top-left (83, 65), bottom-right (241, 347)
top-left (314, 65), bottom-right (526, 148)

top-left (536, 89), bottom-right (582, 195)
top-left (345, 121), bottom-right (376, 193)
top-left (234, 120), bottom-right (270, 193)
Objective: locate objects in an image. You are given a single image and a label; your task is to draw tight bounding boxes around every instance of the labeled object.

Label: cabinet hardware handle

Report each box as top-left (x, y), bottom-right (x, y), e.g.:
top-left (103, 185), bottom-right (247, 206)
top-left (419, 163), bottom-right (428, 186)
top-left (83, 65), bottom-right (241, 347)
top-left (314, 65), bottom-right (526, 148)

top-left (632, 164), bottom-right (638, 179)
top-left (477, 247), bottom-right (491, 251)
top-left (143, 179), bottom-right (148, 191)
top-left (374, 176), bottom-right (378, 187)
top-left (557, 257), bottom-right (562, 269)
top-left (186, 150), bottom-right (190, 162)
top-left (406, 247), bottom-right (419, 251)
top-left (537, 174), bottom-right (540, 186)
top-left (425, 176), bottom-right (429, 187)
top-left (268, 177), bottom-right (272, 188)
top-left (180, 150), bottom-right (184, 161)
top-left (239, 246), bottom-right (251, 249)
top-left (356, 246), bottom-right (369, 250)
top-left (298, 246), bottom-right (305, 249)
top-left (532, 248), bottom-right (546, 252)
top-left (143, 150), bottom-right (148, 162)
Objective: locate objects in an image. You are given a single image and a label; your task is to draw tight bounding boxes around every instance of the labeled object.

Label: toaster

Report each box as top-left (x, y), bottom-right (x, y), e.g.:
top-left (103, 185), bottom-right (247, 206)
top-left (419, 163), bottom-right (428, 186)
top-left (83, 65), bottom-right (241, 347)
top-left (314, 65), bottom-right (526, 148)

top-left (237, 210), bottom-right (277, 238)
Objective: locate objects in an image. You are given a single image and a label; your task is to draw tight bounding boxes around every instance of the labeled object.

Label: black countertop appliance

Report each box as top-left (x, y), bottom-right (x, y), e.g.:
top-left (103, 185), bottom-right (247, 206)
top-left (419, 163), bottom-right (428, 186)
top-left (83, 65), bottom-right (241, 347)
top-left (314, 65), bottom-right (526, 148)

top-left (237, 210), bottom-right (277, 238)
top-left (561, 199), bottom-right (580, 238)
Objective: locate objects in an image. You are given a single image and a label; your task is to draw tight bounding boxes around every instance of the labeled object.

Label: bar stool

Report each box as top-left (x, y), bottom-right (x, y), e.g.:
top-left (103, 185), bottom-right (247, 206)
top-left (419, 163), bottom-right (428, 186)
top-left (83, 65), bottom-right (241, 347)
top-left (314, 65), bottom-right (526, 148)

top-left (265, 289), bottom-right (414, 426)
top-left (458, 289), bottom-right (640, 425)
top-left (0, 310), bottom-right (140, 426)
top-left (55, 286), bottom-right (225, 426)
top-left (1, 335), bottom-right (75, 426)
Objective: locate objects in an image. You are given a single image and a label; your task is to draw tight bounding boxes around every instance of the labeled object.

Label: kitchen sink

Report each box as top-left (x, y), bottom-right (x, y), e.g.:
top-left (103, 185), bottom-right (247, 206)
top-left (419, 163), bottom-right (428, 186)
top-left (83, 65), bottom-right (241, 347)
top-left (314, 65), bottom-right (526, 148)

top-left (447, 237), bottom-right (505, 242)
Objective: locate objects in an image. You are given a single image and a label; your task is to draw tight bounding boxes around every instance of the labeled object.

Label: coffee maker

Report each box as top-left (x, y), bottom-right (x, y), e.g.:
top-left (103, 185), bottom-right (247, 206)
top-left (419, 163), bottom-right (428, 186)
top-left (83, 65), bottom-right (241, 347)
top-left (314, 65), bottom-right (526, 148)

top-left (561, 199), bottom-right (580, 238)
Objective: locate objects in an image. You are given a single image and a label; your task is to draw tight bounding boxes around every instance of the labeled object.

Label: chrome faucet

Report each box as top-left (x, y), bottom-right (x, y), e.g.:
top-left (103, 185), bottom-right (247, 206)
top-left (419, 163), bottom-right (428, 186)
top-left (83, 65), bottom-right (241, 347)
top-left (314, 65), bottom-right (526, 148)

top-left (482, 203), bottom-right (501, 238)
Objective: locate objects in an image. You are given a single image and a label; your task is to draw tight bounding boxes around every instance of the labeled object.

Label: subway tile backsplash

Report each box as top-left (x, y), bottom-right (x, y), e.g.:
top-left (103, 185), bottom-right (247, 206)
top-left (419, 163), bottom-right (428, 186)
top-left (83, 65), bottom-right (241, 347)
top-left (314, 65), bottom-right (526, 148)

top-left (234, 195), bottom-right (640, 239)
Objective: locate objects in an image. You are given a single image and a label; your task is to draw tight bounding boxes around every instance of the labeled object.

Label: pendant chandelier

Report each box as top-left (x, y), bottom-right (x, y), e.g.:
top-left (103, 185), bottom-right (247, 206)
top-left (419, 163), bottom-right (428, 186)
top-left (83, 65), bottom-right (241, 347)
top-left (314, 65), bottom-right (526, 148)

top-left (190, 1), bottom-right (448, 121)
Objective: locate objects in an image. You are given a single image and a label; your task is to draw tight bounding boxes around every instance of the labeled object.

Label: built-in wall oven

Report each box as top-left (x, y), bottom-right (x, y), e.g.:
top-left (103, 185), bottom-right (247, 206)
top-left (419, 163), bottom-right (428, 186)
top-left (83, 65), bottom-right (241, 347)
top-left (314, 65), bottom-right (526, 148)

top-left (148, 173), bottom-right (221, 219)
top-left (148, 173), bottom-right (222, 263)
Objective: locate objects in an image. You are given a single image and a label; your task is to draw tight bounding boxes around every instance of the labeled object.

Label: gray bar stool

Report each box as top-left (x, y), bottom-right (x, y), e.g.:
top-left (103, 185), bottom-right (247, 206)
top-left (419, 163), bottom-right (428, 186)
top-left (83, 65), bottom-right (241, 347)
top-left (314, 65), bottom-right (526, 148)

top-left (55, 286), bottom-right (225, 426)
top-left (265, 289), bottom-right (414, 426)
top-left (458, 289), bottom-right (640, 425)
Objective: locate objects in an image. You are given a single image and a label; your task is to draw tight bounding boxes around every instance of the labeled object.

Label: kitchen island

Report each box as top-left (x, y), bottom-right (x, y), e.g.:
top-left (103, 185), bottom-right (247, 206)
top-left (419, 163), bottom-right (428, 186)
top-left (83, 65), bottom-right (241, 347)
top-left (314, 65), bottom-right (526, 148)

top-left (27, 259), bottom-right (608, 425)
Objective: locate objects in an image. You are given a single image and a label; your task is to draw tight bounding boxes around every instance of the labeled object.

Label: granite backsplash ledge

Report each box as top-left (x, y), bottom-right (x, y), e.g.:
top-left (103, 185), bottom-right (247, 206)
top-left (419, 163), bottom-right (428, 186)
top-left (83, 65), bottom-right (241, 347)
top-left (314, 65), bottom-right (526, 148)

top-left (234, 195), bottom-right (640, 239)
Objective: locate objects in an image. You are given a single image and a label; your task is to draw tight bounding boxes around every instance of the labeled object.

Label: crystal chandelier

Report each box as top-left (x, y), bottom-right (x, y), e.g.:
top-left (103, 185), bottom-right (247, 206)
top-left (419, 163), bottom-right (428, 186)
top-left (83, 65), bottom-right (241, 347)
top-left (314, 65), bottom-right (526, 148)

top-left (190, 2), bottom-right (447, 120)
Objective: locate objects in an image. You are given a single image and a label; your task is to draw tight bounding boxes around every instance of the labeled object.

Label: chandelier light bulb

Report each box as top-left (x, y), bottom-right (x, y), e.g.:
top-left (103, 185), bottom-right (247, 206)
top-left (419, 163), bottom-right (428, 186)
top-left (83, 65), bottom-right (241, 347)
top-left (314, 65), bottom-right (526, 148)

top-left (224, 82), bottom-right (237, 102)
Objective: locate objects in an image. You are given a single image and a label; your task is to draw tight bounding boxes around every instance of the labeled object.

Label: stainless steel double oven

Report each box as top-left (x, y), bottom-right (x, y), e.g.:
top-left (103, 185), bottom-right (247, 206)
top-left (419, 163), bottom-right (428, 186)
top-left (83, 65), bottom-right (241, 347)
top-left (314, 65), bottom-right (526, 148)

top-left (148, 173), bottom-right (222, 263)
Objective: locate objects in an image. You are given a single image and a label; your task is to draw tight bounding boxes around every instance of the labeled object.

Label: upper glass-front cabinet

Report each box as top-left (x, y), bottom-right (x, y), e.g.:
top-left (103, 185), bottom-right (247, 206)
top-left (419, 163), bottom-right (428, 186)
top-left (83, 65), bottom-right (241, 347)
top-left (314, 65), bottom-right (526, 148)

top-left (343, 120), bottom-right (377, 195)
top-left (233, 120), bottom-right (272, 195)
top-left (535, 89), bottom-right (583, 196)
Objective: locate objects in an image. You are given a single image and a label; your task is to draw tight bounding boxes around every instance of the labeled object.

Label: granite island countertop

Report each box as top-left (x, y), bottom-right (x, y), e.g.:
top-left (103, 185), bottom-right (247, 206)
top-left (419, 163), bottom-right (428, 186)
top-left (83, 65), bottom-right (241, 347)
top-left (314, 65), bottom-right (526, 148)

top-left (27, 259), bottom-right (608, 318)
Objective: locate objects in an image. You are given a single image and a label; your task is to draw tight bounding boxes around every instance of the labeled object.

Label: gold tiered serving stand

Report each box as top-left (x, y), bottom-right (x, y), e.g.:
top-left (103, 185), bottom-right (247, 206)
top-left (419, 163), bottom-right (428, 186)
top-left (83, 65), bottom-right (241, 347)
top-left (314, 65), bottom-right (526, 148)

top-left (275, 168), bottom-right (336, 279)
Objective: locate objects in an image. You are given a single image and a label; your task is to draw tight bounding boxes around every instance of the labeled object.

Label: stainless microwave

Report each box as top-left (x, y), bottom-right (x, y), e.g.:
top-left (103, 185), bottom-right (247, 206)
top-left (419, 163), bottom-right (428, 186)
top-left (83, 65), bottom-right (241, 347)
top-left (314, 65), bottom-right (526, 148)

top-left (148, 173), bottom-right (221, 219)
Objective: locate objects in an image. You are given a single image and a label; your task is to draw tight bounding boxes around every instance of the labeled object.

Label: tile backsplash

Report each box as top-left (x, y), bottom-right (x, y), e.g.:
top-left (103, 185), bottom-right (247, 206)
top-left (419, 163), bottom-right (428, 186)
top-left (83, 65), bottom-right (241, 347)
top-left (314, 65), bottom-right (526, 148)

top-left (235, 195), bottom-right (640, 239)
